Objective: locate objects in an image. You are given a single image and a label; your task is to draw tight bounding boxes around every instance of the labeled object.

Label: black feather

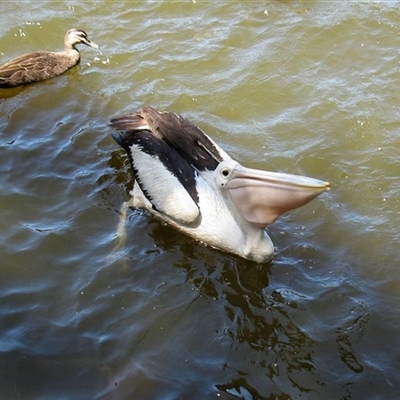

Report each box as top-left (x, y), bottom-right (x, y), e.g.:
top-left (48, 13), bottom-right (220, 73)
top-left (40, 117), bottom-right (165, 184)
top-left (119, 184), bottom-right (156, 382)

top-left (112, 129), bottom-right (199, 205)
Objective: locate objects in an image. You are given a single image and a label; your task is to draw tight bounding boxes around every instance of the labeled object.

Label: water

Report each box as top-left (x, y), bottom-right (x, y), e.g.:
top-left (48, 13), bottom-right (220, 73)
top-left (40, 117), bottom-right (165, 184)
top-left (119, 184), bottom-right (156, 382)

top-left (1, 1), bottom-right (400, 399)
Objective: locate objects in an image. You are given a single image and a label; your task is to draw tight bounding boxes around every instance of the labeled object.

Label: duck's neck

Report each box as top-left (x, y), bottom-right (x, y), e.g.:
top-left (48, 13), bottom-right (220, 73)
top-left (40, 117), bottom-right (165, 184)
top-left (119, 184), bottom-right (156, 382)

top-left (63, 45), bottom-right (80, 63)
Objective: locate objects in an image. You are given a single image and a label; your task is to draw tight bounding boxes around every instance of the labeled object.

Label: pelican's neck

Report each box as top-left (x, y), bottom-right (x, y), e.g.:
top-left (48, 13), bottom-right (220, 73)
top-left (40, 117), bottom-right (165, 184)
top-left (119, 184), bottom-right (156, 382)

top-left (198, 170), bottom-right (275, 263)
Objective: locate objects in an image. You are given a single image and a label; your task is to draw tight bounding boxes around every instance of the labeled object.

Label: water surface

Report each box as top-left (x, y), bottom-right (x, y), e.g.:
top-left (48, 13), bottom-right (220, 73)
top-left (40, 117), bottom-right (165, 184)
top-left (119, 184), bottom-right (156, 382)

top-left (1, 1), bottom-right (400, 399)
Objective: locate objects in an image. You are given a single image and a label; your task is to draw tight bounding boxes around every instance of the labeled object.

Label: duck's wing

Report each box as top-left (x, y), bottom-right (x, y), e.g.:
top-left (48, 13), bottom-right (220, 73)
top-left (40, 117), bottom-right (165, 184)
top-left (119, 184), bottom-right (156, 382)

top-left (0, 52), bottom-right (57, 87)
top-left (110, 106), bottom-right (231, 172)
top-left (111, 127), bottom-right (201, 225)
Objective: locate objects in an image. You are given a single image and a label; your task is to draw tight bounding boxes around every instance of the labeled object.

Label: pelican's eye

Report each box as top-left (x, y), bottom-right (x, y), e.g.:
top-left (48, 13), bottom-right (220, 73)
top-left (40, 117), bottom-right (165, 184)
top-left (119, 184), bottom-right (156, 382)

top-left (215, 162), bottom-right (237, 188)
top-left (217, 167), bottom-right (232, 187)
top-left (221, 168), bottom-right (230, 178)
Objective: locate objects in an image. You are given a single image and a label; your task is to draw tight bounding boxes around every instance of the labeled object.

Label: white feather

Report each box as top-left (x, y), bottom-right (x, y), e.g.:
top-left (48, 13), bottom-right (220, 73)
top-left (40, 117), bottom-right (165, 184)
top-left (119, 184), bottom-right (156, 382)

top-left (131, 166), bottom-right (275, 263)
top-left (130, 144), bottom-right (200, 225)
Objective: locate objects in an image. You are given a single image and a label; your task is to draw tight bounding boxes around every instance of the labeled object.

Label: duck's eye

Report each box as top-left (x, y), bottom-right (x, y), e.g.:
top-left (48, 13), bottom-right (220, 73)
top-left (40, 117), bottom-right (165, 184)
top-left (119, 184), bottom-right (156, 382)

top-left (221, 168), bottom-right (230, 177)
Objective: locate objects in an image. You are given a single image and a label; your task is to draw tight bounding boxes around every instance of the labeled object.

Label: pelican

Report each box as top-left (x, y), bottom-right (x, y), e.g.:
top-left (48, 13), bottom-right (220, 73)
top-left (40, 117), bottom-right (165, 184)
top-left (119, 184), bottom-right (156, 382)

top-left (0, 28), bottom-right (98, 88)
top-left (110, 106), bottom-right (330, 263)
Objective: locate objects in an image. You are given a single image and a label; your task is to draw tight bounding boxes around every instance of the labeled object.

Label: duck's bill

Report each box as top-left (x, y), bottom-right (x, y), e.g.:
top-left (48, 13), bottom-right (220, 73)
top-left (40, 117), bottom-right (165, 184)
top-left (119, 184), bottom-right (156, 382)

top-left (86, 40), bottom-right (99, 49)
top-left (225, 165), bottom-right (331, 228)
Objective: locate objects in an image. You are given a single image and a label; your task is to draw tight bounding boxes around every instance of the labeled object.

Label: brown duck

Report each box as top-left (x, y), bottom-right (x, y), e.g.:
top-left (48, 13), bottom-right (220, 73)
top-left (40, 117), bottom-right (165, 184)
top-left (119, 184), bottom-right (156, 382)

top-left (0, 28), bottom-right (98, 88)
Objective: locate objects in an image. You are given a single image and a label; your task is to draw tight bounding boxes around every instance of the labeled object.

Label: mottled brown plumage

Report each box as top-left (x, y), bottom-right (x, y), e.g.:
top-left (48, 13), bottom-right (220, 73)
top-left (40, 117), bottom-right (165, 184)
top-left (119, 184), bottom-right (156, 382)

top-left (0, 28), bottom-right (98, 88)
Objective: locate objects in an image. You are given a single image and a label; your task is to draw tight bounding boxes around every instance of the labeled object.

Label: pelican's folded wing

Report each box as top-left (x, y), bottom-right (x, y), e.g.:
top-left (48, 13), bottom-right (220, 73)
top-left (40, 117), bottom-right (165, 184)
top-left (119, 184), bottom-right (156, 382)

top-left (111, 129), bottom-right (201, 225)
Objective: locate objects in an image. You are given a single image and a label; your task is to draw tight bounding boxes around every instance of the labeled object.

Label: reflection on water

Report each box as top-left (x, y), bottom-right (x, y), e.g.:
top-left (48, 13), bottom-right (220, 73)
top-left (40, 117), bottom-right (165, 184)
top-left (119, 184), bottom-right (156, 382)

top-left (1, 1), bottom-right (400, 399)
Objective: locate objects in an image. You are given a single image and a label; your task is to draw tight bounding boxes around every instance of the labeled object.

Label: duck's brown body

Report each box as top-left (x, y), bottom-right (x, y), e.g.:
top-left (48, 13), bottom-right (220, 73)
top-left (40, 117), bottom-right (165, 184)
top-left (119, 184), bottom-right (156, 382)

top-left (0, 28), bottom-right (98, 88)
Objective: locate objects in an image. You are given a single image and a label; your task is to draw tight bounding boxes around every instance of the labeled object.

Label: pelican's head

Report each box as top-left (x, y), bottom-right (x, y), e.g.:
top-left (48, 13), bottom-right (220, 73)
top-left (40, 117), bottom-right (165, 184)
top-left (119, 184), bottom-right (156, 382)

top-left (215, 159), bottom-right (330, 229)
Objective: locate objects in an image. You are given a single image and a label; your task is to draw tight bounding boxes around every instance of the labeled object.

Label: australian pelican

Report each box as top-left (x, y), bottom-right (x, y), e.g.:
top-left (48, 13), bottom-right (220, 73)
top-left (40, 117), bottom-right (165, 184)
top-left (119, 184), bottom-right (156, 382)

top-left (110, 106), bottom-right (330, 263)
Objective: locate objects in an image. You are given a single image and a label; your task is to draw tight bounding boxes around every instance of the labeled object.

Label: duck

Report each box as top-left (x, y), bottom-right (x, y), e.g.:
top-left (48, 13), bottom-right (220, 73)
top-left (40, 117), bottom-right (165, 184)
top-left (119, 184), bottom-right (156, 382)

top-left (0, 28), bottom-right (98, 88)
top-left (110, 106), bottom-right (330, 263)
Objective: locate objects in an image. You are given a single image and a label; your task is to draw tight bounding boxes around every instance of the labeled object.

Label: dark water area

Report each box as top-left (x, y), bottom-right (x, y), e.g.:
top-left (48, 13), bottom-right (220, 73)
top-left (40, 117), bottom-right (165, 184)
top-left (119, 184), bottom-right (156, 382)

top-left (1, 1), bottom-right (400, 399)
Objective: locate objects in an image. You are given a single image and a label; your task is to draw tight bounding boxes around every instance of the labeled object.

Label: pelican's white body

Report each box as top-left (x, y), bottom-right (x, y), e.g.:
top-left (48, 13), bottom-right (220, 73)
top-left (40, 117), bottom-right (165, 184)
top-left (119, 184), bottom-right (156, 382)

top-left (130, 166), bottom-right (275, 263)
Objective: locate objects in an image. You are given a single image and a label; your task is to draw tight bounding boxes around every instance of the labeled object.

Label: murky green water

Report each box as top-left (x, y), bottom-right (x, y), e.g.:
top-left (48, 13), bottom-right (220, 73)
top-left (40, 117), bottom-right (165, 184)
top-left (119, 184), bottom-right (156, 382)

top-left (1, 1), bottom-right (400, 399)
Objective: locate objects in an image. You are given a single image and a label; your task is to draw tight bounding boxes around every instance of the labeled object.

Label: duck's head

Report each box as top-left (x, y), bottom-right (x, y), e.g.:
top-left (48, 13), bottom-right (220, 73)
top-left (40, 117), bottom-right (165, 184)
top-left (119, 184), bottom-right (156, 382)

top-left (65, 28), bottom-right (98, 50)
